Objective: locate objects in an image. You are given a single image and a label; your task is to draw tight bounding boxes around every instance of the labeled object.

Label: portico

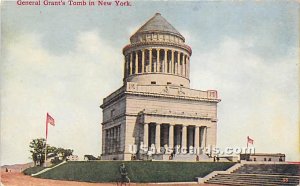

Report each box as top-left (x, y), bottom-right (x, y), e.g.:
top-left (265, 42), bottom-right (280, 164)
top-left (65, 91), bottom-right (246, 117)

top-left (140, 111), bottom-right (210, 155)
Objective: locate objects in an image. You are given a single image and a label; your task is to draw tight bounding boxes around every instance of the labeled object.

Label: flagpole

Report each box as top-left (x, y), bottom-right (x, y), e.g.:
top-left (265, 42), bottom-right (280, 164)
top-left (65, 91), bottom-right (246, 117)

top-left (45, 113), bottom-right (48, 167)
top-left (246, 136), bottom-right (248, 149)
top-left (44, 112), bottom-right (55, 167)
top-left (44, 143), bottom-right (47, 167)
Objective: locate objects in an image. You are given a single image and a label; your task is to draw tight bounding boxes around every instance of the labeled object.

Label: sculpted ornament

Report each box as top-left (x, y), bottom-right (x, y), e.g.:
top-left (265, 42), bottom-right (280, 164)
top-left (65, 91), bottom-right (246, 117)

top-left (178, 87), bottom-right (185, 95)
top-left (128, 82), bottom-right (137, 91)
top-left (162, 86), bottom-right (169, 94)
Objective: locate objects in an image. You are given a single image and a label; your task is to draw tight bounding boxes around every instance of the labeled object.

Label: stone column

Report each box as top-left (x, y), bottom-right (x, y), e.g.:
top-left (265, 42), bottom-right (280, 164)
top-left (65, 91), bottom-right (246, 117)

top-left (174, 53), bottom-right (177, 74)
top-left (195, 126), bottom-right (200, 149)
top-left (124, 56), bottom-right (127, 78)
top-left (144, 123), bottom-right (149, 147)
top-left (187, 57), bottom-right (190, 78)
top-left (183, 55), bottom-right (186, 77)
top-left (155, 124), bottom-right (160, 153)
top-left (157, 49), bottom-right (160, 72)
top-left (164, 49), bottom-right (168, 73)
top-left (185, 56), bottom-right (188, 77)
top-left (111, 128), bottom-right (114, 153)
top-left (149, 49), bottom-right (152, 72)
top-left (115, 127), bottom-right (118, 152)
top-left (142, 50), bottom-right (145, 73)
top-left (180, 53), bottom-right (182, 75)
top-left (205, 127), bottom-right (208, 147)
top-left (108, 129), bottom-right (111, 153)
top-left (135, 51), bottom-right (138, 74)
top-left (169, 124), bottom-right (174, 149)
top-left (130, 53), bottom-right (133, 75)
top-left (114, 127), bottom-right (117, 152)
top-left (103, 129), bottom-right (106, 154)
top-left (171, 50), bottom-right (174, 74)
top-left (113, 127), bottom-right (116, 152)
top-left (182, 125), bottom-right (187, 149)
top-left (153, 50), bottom-right (157, 73)
top-left (177, 52), bottom-right (180, 75)
top-left (110, 129), bottom-right (113, 153)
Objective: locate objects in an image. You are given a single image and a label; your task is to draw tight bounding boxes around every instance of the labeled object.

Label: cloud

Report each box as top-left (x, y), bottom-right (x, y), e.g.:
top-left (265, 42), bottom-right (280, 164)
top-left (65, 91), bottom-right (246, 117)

top-left (1, 30), bottom-right (123, 164)
top-left (190, 36), bottom-right (299, 160)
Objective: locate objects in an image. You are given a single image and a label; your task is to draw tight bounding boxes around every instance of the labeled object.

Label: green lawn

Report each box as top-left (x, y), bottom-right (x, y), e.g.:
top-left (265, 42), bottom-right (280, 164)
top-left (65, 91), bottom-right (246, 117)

top-left (33, 161), bottom-right (235, 183)
top-left (23, 166), bottom-right (46, 175)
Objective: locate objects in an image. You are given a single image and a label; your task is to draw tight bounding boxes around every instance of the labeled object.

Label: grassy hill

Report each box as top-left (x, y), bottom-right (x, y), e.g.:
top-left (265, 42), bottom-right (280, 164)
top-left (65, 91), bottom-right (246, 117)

top-left (33, 161), bottom-right (235, 183)
top-left (23, 166), bottom-right (47, 175)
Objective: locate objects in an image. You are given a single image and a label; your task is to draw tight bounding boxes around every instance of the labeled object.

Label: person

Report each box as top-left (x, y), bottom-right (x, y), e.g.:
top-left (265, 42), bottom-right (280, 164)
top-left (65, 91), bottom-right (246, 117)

top-left (119, 163), bottom-right (130, 184)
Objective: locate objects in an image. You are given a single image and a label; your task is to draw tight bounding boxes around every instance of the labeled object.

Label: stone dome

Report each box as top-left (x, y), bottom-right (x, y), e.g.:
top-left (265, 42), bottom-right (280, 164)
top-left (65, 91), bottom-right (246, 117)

top-left (123, 13), bottom-right (192, 88)
top-left (130, 13), bottom-right (185, 43)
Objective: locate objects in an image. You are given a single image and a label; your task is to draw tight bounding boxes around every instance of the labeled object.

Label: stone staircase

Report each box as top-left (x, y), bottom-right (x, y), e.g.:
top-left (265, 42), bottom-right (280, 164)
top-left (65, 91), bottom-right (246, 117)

top-left (201, 163), bottom-right (300, 186)
top-left (233, 164), bottom-right (300, 176)
top-left (206, 173), bottom-right (299, 186)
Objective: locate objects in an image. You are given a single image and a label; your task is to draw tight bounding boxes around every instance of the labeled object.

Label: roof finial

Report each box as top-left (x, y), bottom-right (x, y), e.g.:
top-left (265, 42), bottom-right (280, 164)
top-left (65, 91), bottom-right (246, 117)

top-left (155, 13), bottom-right (161, 16)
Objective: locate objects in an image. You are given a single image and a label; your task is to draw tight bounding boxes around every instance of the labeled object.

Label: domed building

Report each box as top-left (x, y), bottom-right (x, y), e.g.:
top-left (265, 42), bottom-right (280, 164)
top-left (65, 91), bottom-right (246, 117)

top-left (100, 13), bottom-right (220, 161)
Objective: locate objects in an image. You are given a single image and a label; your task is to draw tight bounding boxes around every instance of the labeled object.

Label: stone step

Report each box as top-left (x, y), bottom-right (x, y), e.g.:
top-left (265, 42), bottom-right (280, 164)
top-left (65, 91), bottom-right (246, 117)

top-left (205, 172), bottom-right (300, 186)
top-left (215, 174), bottom-right (299, 179)
top-left (206, 180), bottom-right (297, 186)
top-left (209, 175), bottom-right (299, 183)
top-left (207, 179), bottom-right (299, 186)
top-left (208, 178), bottom-right (299, 184)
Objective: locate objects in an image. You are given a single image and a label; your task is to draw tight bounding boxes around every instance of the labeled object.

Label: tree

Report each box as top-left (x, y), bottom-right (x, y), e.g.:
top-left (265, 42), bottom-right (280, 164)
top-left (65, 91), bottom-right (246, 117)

top-left (29, 138), bottom-right (73, 166)
top-left (56, 148), bottom-right (73, 159)
top-left (29, 138), bottom-right (46, 166)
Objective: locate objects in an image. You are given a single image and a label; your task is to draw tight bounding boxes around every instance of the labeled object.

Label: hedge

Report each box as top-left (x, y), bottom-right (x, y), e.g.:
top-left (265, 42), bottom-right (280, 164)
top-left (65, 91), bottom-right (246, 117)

top-left (34, 161), bottom-right (235, 183)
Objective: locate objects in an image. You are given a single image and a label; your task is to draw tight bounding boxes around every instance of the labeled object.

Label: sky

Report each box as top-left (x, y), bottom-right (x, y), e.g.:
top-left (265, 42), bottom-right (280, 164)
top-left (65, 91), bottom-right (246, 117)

top-left (1, 0), bottom-right (299, 165)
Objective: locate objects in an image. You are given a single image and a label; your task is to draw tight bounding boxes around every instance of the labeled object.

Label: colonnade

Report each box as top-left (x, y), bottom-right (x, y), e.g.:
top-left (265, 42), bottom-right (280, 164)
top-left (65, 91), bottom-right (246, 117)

top-left (124, 48), bottom-right (190, 78)
top-left (105, 125), bottom-right (121, 153)
top-left (143, 123), bottom-right (207, 153)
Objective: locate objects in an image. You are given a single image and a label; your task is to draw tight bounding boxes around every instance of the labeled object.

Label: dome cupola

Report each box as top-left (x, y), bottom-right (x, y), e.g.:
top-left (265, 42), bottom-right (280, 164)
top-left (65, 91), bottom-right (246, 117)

top-left (123, 13), bottom-right (192, 88)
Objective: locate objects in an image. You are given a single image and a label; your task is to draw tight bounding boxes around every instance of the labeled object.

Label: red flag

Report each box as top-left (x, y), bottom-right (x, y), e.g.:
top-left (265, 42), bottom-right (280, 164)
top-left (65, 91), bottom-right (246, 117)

top-left (46, 113), bottom-right (55, 126)
top-left (247, 136), bottom-right (254, 145)
top-left (46, 113), bottom-right (55, 140)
